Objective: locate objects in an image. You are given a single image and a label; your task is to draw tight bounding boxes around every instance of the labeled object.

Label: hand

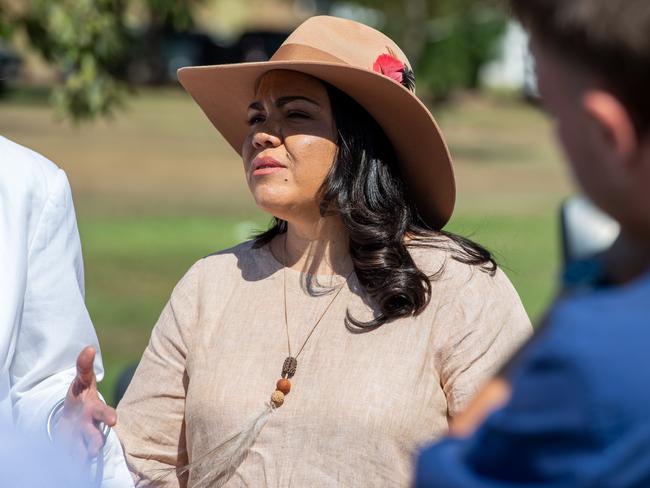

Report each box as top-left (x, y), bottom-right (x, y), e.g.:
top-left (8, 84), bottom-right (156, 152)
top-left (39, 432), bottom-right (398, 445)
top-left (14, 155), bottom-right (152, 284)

top-left (54, 346), bottom-right (116, 462)
top-left (448, 377), bottom-right (511, 438)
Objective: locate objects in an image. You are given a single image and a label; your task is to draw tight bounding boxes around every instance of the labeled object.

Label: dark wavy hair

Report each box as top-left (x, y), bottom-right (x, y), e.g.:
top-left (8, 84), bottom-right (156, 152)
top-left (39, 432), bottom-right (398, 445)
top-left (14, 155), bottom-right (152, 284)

top-left (254, 83), bottom-right (496, 330)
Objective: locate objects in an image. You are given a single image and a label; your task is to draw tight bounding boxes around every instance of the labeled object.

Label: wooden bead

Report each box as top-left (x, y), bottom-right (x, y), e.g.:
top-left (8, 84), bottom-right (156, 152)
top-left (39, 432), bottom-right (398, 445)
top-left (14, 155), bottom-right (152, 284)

top-left (282, 356), bottom-right (298, 378)
top-left (271, 390), bottom-right (285, 407)
top-left (276, 378), bottom-right (291, 395)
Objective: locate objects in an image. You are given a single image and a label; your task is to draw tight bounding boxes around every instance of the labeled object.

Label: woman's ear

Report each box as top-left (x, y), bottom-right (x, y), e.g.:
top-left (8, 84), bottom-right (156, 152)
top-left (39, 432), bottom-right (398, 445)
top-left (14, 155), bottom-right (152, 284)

top-left (582, 90), bottom-right (638, 168)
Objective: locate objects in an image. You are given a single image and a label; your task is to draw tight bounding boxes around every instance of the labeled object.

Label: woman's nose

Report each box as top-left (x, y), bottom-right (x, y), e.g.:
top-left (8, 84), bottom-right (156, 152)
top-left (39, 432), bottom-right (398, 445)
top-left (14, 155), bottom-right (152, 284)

top-left (252, 126), bottom-right (282, 149)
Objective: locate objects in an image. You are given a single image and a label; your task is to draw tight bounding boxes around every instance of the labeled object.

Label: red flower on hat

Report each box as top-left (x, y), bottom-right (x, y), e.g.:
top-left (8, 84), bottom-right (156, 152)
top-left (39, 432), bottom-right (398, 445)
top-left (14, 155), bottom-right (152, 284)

top-left (373, 53), bottom-right (405, 84)
top-left (372, 52), bottom-right (416, 91)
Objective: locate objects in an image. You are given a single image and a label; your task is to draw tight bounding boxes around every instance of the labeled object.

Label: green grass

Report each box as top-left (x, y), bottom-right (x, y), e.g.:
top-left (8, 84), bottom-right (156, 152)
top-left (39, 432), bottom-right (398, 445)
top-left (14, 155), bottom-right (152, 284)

top-left (79, 211), bottom-right (560, 404)
top-left (0, 89), bottom-right (572, 405)
top-left (447, 212), bottom-right (560, 320)
top-left (79, 213), bottom-right (268, 403)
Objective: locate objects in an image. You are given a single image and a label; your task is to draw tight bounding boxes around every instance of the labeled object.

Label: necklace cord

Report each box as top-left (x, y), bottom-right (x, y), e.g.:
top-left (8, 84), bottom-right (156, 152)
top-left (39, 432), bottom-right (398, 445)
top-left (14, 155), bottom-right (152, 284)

top-left (282, 234), bottom-right (352, 360)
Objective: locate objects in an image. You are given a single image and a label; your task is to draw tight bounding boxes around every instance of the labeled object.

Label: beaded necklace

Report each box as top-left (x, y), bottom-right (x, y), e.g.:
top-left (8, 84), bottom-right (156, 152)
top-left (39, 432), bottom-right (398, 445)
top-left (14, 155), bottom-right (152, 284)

top-left (161, 237), bottom-right (354, 486)
top-left (269, 234), bottom-right (352, 408)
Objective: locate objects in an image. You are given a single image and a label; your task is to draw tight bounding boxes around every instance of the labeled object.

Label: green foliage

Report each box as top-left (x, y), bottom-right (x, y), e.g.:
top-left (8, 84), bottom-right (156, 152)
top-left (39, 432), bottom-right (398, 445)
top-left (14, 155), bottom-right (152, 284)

top-left (0, 3), bottom-right (11, 40)
top-left (0, 0), bottom-right (202, 121)
top-left (345, 0), bottom-right (507, 101)
top-left (145, 0), bottom-right (198, 31)
top-left (418, 7), bottom-right (507, 101)
top-left (1, 0), bottom-right (505, 119)
top-left (16, 0), bottom-right (127, 120)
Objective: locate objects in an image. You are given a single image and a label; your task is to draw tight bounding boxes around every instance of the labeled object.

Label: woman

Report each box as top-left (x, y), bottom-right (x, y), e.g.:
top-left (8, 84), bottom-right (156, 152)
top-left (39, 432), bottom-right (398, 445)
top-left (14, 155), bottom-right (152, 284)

top-left (115, 16), bottom-right (531, 487)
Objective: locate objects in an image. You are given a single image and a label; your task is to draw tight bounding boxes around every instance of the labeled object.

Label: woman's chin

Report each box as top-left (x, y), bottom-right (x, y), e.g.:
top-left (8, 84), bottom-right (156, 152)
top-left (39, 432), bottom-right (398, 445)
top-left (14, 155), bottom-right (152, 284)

top-left (253, 195), bottom-right (292, 219)
top-left (251, 187), bottom-right (317, 222)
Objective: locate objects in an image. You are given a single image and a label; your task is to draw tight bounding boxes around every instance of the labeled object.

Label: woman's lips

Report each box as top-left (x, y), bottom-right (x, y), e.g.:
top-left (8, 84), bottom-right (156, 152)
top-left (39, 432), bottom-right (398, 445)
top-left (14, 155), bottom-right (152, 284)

top-left (252, 166), bottom-right (285, 176)
top-left (251, 156), bottom-right (286, 176)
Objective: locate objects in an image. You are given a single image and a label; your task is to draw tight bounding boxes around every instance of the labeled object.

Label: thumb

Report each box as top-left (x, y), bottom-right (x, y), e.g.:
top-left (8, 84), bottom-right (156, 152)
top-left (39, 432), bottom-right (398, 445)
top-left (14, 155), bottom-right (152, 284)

top-left (75, 346), bottom-right (97, 390)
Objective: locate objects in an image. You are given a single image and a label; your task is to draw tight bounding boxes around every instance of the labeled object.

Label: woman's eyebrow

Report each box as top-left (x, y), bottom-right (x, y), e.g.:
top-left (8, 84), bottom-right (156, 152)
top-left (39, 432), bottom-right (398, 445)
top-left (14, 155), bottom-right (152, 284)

top-left (247, 96), bottom-right (320, 111)
top-left (276, 96), bottom-right (320, 107)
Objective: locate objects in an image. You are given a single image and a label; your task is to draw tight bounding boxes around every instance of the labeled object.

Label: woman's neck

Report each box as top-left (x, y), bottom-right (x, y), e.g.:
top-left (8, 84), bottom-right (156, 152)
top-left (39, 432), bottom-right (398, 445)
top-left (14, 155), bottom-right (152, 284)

top-left (272, 216), bottom-right (352, 276)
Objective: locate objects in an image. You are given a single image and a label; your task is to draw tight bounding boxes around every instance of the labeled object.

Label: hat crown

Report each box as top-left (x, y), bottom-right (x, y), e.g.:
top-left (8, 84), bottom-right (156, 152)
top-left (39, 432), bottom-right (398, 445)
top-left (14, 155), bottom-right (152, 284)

top-left (271, 16), bottom-right (412, 74)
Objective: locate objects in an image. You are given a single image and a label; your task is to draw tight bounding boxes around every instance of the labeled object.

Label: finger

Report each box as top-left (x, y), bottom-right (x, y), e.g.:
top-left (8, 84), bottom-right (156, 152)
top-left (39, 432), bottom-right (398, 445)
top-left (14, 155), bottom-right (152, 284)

top-left (92, 403), bottom-right (117, 427)
top-left (75, 346), bottom-right (97, 388)
top-left (71, 437), bottom-right (90, 464)
top-left (82, 424), bottom-right (105, 459)
top-left (448, 378), bottom-right (511, 438)
top-left (54, 418), bottom-right (87, 461)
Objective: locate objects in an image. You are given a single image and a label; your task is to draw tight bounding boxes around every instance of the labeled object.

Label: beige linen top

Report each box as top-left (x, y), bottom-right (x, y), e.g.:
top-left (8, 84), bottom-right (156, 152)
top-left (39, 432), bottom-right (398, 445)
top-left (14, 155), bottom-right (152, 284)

top-left (116, 239), bottom-right (531, 487)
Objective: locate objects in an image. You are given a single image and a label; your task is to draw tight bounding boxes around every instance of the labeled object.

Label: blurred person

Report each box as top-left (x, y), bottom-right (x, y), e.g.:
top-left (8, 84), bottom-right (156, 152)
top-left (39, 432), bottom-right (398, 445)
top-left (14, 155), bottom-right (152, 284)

top-left (115, 16), bottom-right (532, 487)
top-left (416, 1), bottom-right (650, 486)
top-left (0, 135), bottom-right (133, 487)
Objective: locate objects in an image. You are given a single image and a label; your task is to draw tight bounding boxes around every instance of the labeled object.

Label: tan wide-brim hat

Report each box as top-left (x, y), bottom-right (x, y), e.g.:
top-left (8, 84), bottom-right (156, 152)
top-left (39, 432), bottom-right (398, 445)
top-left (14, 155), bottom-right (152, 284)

top-left (178, 15), bottom-right (455, 228)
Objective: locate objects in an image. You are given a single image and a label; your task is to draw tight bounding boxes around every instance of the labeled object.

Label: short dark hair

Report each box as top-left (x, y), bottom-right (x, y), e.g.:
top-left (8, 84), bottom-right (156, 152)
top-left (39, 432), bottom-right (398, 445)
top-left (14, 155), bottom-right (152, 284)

top-left (511, 0), bottom-right (650, 136)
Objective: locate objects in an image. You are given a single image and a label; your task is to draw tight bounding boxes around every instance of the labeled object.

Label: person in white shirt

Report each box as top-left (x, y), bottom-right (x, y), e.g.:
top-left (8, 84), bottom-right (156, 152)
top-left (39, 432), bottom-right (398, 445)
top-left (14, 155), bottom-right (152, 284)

top-left (0, 135), bottom-right (132, 487)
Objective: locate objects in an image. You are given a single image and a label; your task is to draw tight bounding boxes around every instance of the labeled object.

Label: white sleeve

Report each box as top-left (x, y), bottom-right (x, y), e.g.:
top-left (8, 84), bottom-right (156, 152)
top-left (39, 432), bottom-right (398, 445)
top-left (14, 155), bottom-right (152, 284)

top-left (95, 428), bottom-right (137, 487)
top-left (10, 167), bottom-right (101, 434)
top-left (9, 167), bottom-right (133, 486)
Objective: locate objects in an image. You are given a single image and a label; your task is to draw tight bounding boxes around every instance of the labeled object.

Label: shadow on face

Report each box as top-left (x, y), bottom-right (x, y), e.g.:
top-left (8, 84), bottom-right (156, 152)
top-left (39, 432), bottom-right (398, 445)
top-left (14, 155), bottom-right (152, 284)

top-left (241, 70), bottom-right (339, 223)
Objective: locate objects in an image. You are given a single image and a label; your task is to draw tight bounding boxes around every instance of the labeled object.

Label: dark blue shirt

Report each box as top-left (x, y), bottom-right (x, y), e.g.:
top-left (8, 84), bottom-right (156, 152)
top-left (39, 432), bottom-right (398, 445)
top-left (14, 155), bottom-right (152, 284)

top-left (416, 270), bottom-right (650, 487)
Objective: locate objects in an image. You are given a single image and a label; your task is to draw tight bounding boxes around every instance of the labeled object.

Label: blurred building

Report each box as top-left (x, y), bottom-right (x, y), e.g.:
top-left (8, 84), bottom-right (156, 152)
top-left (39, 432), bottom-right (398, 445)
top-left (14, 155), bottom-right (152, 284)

top-left (193, 0), bottom-right (319, 37)
top-left (479, 20), bottom-right (538, 98)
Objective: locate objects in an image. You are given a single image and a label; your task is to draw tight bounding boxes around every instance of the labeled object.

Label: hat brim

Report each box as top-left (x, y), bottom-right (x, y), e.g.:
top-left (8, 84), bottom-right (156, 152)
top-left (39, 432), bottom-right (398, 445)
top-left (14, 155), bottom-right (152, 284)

top-left (178, 60), bottom-right (455, 229)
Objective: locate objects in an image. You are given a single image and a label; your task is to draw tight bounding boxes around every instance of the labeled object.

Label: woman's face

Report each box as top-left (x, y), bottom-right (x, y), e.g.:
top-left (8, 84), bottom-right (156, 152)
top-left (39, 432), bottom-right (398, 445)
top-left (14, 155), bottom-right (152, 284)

top-left (242, 70), bottom-right (338, 222)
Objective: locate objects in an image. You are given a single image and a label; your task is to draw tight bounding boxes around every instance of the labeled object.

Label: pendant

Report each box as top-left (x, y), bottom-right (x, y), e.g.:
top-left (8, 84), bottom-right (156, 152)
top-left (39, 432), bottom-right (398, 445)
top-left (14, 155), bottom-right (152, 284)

top-left (271, 357), bottom-right (297, 408)
top-left (282, 356), bottom-right (298, 378)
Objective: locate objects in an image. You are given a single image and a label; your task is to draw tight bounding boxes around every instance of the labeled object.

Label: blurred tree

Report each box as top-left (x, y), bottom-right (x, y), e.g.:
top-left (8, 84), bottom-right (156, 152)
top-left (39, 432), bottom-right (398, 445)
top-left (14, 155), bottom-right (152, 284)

top-left (0, 3), bottom-right (10, 39)
top-left (0, 0), bottom-right (203, 121)
top-left (0, 0), bottom-right (505, 118)
top-left (348, 0), bottom-right (507, 101)
top-left (419, 2), bottom-right (507, 101)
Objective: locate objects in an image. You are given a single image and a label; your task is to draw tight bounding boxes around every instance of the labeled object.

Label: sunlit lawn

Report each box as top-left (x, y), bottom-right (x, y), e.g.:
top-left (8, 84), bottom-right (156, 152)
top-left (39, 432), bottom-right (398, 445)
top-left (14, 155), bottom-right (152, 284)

top-left (1, 88), bottom-right (572, 404)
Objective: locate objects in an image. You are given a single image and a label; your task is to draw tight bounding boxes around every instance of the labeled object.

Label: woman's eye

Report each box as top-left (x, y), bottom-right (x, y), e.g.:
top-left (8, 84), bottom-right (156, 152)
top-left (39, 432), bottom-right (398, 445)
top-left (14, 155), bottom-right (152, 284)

top-left (287, 111), bottom-right (310, 120)
top-left (247, 115), bottom-right (265, 125)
